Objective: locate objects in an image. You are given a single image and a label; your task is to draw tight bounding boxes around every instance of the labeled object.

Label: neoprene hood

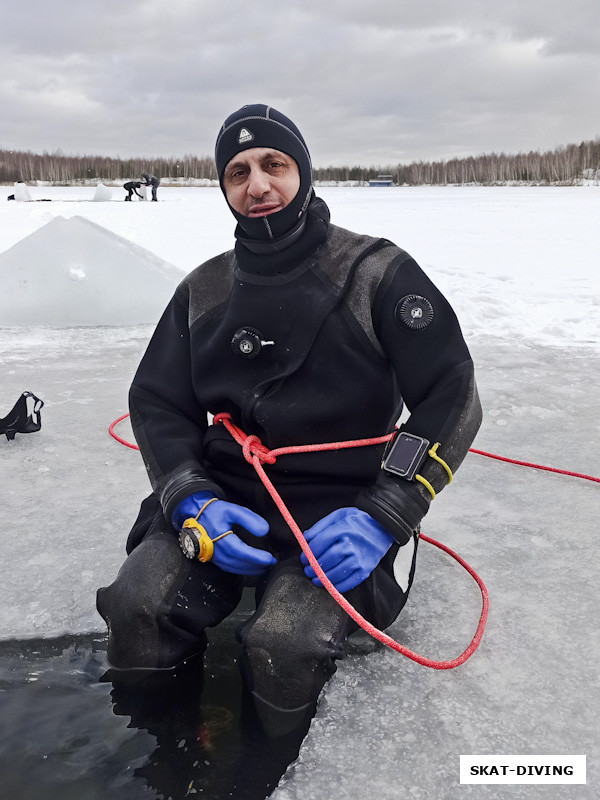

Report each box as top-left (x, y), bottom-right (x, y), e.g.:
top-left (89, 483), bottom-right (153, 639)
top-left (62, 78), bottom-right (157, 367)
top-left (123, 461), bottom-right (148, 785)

top-left (215, 104), bottom-right (313, 242)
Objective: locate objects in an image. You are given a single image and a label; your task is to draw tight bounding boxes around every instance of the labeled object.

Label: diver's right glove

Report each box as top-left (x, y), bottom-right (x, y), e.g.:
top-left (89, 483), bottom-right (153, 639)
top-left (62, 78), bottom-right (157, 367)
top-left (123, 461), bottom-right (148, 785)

top-left (172, 491), bottom-right (276, 576)
top-left (300, 507), bottom-right (394, 592)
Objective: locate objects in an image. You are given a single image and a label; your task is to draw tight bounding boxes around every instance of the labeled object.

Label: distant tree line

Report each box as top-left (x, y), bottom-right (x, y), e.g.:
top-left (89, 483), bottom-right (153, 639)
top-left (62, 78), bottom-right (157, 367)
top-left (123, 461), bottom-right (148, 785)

top-left (315, 139), bottom-right (600, 185)
top-left (0, 151), bottom-right (217, 184)
top-left (1, 138), bottom-right (599, 185)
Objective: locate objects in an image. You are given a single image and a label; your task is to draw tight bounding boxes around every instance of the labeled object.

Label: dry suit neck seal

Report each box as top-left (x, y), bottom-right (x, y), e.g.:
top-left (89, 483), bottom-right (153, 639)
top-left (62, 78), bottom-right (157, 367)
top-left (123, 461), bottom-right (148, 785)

top-left (234, 195), bottom-right (330, 277)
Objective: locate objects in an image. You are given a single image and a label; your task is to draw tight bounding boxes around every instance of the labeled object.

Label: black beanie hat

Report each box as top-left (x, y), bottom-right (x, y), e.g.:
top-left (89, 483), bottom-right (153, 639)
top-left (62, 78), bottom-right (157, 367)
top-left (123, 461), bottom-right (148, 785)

top-left (215, 104), bottom-right (313, 241)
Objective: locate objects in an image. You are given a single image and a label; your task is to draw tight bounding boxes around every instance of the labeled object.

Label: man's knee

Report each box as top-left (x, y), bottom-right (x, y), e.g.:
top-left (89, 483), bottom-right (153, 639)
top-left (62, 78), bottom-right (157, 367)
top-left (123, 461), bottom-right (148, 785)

top-left (238, 565), bottom-right (349, 712)
top-left (97, 533), bottom-right (193, 669)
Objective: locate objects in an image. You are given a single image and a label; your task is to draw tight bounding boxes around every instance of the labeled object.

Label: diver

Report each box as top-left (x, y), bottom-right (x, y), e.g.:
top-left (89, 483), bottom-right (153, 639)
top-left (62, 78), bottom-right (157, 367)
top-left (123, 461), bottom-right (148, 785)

top-left (123, 180), bottom-right (144, 201)
top-left (97, 105), bottom-right (481, 746)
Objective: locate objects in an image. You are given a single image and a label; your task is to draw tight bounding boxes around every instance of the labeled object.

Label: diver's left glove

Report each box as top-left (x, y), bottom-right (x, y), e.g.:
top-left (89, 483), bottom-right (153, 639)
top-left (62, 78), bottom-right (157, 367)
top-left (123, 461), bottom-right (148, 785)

top-left (172, 491), bottom-right (276, 576)
top-left (300, 507), bottom-right (394, 593)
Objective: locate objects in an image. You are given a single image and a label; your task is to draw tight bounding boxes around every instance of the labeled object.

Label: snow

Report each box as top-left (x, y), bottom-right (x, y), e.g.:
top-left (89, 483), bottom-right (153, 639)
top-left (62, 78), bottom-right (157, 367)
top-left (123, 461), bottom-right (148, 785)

top-left (2, 184), bottom-right (598, 345)
top-left (0, 184), bottom-right (598, 797)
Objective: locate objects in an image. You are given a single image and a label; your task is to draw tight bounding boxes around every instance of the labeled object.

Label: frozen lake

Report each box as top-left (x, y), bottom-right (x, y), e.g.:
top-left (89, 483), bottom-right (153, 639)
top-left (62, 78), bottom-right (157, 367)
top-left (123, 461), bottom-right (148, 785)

top-left (0, 185), bottom-right (598, 798)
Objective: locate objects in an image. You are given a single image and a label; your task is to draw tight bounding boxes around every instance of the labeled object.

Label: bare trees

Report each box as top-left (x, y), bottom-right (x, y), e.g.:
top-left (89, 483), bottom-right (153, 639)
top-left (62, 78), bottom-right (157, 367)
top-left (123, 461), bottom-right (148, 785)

top-left (314, 140), bottom-right (600, 185)
top-left (1, 139), bottom-right (598, 185)
top-left (0, 151), bottom-right (218, 184)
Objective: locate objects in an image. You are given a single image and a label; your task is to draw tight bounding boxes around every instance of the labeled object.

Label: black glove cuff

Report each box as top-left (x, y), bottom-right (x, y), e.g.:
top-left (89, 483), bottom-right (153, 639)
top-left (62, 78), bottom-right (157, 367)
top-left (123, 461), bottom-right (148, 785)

top-left (161, 470), bottom-right (225, 524)
top-left (356, 480), bottom-right (429, 546)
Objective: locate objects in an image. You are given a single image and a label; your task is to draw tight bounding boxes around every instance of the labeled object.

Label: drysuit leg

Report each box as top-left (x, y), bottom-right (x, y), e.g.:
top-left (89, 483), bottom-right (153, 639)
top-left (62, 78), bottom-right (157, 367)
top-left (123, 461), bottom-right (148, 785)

top-left (96, 496), bottom-right (243, 670)
top-left (237, 559), bottom-right (347, 734)
top-left (237, 533), bottom-right (418, 735)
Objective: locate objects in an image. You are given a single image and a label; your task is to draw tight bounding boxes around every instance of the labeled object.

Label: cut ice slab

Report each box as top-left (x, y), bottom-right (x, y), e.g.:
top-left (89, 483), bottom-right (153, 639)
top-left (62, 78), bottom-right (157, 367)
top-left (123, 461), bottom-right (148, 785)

top-left (0, 215), bottom-right (184, 326)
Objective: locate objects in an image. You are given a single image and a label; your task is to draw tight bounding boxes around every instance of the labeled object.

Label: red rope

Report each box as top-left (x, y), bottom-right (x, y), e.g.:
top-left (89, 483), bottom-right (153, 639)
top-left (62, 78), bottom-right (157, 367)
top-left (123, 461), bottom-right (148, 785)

top-left (109, 415), bottom-right (600, 485)
top-left (212, 412), bottom-right (488, 670)
top-left (108, 412), bottom-right (599, 668)
top-left (469, 448), bottom-right (600, 484)
top-left (108, 413), bottom-right (140, 450)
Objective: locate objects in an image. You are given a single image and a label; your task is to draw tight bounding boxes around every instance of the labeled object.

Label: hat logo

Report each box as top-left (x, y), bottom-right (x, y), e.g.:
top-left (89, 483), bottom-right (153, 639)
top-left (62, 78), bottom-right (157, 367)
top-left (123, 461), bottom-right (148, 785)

top-left (238, 127), bottom-right (254, 144)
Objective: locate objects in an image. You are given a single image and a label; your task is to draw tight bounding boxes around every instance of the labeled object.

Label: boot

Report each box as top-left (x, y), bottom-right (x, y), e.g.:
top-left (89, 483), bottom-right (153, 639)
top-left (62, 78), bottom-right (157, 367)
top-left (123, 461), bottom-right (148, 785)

top-left (0, 392), bottom-right (44, 441)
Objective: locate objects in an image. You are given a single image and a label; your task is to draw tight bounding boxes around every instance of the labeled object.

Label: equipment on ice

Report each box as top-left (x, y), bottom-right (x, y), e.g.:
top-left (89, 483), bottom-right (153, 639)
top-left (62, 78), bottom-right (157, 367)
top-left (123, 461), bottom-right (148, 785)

top-left (0, 391), bottom-right (44, 441)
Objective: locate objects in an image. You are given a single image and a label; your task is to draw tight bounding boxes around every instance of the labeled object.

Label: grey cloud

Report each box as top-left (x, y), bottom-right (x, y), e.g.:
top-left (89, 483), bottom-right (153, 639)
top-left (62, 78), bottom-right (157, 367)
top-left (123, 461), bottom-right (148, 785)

top-left (1, 1), bottom-right (599, 164)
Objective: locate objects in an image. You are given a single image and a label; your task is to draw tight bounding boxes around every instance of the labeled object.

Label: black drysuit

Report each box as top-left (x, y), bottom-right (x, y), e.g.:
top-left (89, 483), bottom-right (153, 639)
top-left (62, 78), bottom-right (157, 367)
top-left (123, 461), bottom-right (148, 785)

top-left (124, 181), bottom-right (143, 200)
top-left (97, 196), bottom-right (481, 717)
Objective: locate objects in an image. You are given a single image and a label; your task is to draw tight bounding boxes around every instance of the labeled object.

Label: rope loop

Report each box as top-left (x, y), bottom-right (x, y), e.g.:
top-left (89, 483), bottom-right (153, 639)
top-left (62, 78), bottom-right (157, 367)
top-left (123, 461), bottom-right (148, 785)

top-left (211, 412), bottom-right (489, 669)
top-left (108, 409), bottom-right (599, 669)
top-left (110, 409), bottom-right (490, 667)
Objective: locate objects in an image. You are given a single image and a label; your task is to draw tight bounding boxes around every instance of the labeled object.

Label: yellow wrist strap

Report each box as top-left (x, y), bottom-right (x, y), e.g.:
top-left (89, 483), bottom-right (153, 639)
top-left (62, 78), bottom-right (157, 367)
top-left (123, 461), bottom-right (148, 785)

top-left (195, 497), bottom-right (218, 520)
top-left (415, 474), bottom-right (436, 499)
top-left (415, 443), bottom-right (453, 500)
top-left (428, 442), bottom-right (453, 483)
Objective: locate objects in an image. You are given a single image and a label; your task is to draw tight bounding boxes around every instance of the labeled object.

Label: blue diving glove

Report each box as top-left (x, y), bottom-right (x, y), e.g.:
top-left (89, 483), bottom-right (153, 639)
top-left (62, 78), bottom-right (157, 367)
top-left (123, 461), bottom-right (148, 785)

top-left (172, 492), bottom-right (276, 576)
top-left (300, 507), bottom-right (394, 593)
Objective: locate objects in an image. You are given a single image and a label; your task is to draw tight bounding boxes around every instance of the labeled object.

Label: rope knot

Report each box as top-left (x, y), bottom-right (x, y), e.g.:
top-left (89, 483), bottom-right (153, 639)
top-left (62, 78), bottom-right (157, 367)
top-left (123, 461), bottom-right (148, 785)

top-left (242, 435), bottom-right (277, 466)
top-left (214, 412), bottom-right (276, 465)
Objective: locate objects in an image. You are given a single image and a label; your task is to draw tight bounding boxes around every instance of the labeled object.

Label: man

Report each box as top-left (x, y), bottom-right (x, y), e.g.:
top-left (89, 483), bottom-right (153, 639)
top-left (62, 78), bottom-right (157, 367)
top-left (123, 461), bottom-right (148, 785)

top-left (141, 171), bottom-right (160, 201)
top-left (123, 180), bottom-right (144, 201)
top-left (97, 104), bottom-right (481, 735)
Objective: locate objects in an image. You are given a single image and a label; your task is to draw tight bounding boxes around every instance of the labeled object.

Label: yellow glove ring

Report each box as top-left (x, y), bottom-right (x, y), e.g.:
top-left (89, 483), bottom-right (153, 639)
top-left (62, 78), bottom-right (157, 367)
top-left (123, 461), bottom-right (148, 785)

top-left (180, 517), bottom-right (232, 562)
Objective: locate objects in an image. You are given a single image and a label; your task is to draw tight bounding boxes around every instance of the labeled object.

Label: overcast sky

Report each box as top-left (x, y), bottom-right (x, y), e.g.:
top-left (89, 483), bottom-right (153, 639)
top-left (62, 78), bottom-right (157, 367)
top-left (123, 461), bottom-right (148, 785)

top-left (1, 0), bottom-right (599, 167)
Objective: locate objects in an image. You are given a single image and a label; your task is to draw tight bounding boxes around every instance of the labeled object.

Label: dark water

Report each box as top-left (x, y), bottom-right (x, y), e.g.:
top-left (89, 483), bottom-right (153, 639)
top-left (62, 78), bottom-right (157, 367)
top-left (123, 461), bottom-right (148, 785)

top-left (0, 596), bottom-right (308, 800)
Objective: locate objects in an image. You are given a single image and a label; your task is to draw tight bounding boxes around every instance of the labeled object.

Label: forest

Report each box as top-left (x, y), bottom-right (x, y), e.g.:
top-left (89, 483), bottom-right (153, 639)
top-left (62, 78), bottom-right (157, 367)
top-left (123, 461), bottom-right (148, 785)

top-left (1, 138), bottom-right (599, 185)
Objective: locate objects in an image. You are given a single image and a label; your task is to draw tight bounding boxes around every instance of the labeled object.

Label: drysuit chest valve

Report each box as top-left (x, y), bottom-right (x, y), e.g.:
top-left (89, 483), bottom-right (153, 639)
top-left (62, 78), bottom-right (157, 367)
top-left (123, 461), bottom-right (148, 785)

top-left (231, 327), bottom-right (275, 359)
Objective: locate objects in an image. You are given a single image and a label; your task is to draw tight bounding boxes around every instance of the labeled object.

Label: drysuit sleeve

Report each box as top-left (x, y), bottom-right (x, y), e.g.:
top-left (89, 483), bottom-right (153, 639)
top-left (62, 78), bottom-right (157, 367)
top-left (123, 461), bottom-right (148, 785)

top-left (129, 283), bottom-right (225, 522)
top-left (356, 257), bottom-right (482, 545)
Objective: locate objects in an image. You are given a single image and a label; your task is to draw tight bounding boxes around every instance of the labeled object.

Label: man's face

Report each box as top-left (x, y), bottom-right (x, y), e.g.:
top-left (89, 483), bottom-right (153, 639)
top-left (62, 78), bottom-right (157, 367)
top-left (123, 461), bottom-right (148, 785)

top-left (222, 147), bottom-right (300, 218)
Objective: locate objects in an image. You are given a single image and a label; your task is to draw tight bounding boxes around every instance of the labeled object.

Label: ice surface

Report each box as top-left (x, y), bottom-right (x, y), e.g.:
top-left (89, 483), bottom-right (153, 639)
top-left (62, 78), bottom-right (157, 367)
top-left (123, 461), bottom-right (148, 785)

top-left (0, 215), bottom-right (184, 325)
top-left (0, 186), bottom-right (598, 798)
top-left (272, 338), bottom-right (600, 800)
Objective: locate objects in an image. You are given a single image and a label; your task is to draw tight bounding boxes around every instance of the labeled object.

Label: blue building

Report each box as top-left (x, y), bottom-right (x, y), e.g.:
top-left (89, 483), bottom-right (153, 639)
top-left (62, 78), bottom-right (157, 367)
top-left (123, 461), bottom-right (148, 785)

top-left (368, 174), bottom-right (394, 187)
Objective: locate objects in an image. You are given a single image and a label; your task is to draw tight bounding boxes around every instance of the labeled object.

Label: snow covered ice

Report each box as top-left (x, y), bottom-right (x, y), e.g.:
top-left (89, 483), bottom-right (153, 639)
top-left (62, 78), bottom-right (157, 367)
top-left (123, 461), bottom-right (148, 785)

top-left (0, 184), bottom-right (598, 798)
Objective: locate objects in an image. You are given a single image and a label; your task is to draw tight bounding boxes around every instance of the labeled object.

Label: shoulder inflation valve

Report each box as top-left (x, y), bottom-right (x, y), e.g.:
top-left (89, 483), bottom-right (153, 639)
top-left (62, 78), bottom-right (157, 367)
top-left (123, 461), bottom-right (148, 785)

top-left (395, 295), bottom-right (434, 331)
